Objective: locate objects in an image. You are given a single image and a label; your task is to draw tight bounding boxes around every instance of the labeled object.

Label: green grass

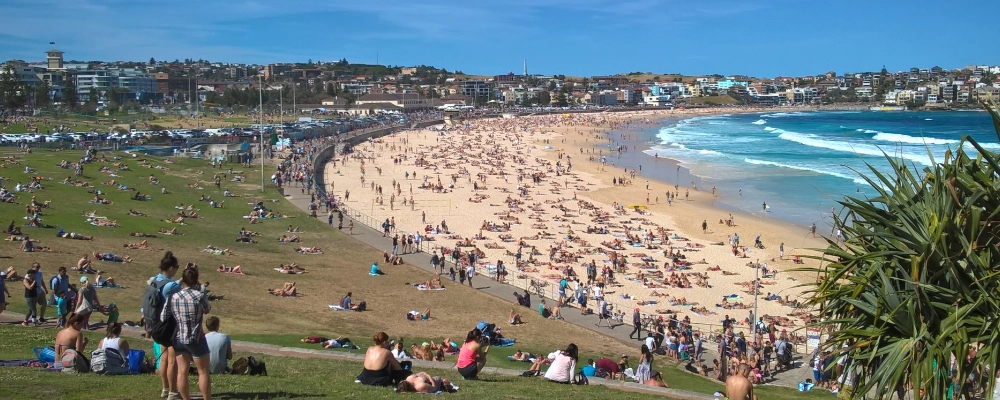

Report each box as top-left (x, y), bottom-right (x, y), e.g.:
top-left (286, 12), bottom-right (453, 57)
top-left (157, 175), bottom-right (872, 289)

top-left (0, 325), bottom-right (663, 400)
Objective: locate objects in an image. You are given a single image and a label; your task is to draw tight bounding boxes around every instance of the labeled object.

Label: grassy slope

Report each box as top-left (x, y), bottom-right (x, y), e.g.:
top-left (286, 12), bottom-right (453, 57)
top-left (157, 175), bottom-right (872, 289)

top-left (0, 149), bottom-right (822, 400)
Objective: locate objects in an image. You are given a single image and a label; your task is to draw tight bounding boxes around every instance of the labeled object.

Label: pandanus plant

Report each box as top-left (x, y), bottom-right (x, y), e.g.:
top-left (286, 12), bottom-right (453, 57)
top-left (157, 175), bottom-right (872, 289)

top-left (800, 97), bottom-right (1000, 399)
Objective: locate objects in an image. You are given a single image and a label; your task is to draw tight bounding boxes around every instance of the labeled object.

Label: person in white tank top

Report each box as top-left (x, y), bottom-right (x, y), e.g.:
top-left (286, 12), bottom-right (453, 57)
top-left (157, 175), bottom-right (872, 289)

top-left (98, 323), bottom-right (130, 355)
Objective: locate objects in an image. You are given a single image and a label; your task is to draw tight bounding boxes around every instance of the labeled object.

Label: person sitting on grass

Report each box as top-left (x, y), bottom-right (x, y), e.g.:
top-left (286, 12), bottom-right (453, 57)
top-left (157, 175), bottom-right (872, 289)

top-left (357, 332), bottom-right (411, 387)
top-left (268, 282), bottom-right (297, 296)
top-left (431, 339), bottom-right (459, 355)
top-left (411, 343), bottom-right (433, 360)
top-left (7, 220), bottom-right (22, 235)
top-left (95, 273), bottom-right (119, 288)
top-left (538, 299), bottom-right (563, 320)
top-left (509, 309), bottom-right (523, 325)
top-left (392, 342), bottom-right (412, 359)
top-left (19, 236), bottom-right (36, 252)
top-left (456, 329), bottom-right (489, 380)
top-left (397, 371), bottom-right (457, 393)
top-left (340, 292), bottom-right (366, 311)
top-left (370, 262), bottom-right (385, 276)
top-left (543, 344), bottom-right (579, 384)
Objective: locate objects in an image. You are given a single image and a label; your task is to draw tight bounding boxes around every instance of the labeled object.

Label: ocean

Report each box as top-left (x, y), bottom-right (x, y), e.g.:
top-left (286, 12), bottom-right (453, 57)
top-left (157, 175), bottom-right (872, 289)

top-left (619, 110), bottom-right (997, 230)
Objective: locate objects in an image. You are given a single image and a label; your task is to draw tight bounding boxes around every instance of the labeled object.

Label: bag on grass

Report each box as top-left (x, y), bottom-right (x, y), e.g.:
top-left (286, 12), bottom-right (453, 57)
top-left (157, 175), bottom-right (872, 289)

top-left (127, 349), bottom-right (146, 375)
top-left (60, 349), bottom-right (90, 374)
top-left (91, 347), bottom-right (130, 375)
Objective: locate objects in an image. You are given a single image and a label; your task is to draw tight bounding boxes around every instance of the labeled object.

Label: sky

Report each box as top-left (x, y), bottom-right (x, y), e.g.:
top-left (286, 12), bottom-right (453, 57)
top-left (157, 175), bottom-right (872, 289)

top-left (2, 0), bottom-right (999, 78)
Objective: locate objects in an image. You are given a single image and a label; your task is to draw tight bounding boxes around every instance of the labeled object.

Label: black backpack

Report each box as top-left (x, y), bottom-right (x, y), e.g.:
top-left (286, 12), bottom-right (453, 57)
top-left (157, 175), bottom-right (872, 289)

top-left (142, 278), bottom-right (172, 330)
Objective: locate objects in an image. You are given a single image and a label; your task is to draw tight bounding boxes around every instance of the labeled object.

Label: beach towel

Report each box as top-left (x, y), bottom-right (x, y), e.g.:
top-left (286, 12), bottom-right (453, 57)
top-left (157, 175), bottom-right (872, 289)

top-left (220, 271), bottom-right (246, 275)
top-left (329, 305), bottom-right (349, 311)
top-left (495, 338), bottom-right (516, 347)
top-left (415, 284), bottom-right (446, 291)
top-left (369, 273), bottom-right (382, 276)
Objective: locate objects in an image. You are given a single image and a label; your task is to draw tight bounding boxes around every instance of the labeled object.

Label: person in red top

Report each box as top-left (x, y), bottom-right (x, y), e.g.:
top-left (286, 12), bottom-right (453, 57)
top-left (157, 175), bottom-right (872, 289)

top-left (595, 357), bottom-right (621, 378)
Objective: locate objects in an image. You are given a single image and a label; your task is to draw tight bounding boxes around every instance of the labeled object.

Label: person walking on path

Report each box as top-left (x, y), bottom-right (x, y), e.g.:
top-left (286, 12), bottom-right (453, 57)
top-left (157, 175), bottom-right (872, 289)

top-left (430, 252), bottom-right (441, 275)
top-left (630, 308), bottom-right (643, 340)
top-left (466, 264), bottom-right (475, 288)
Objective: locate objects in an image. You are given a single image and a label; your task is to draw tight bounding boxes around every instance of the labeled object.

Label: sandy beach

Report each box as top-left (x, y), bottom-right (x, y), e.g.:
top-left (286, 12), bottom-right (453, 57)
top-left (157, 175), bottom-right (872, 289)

top-left (327, 109), bottom-right (828, 341)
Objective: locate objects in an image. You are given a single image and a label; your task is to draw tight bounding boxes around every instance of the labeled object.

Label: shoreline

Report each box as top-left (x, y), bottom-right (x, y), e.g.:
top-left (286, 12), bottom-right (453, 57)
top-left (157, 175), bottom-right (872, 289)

top-left (327, 109), bottom-right (825, 336)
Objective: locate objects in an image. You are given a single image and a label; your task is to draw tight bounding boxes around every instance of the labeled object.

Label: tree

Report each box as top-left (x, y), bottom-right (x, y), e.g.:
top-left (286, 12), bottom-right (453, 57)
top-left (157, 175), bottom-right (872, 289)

top-left (801, 98), bottom-right (1000, 400)
top-left (538, 91), bottom-right (551, 105)
top-left (62, 76), bottom-right (78, 109)
top-left (149, 57), bottom-right (156, 65)
top-left (547, 81), bottom-right (557, 91)
top-left (552, 92), bottom-right (568, 107)
top-left (0, 64), bottom-right (28, 111)
top-left (86, 87), bottom-right (98, 109)
top-left (34, 80), bottom-right (51, 109)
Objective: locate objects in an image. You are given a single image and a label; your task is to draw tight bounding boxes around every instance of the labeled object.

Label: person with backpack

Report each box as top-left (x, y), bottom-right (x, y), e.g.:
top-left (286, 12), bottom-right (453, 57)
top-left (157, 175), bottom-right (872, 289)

top-left (98, 323), bottom-right (130, 356)
top-left (91, 322), bottom-right (131, 375)
top-left (162, 267), bottom-right (212, 400)
top-left (143, 252), bottom-right (181, 399)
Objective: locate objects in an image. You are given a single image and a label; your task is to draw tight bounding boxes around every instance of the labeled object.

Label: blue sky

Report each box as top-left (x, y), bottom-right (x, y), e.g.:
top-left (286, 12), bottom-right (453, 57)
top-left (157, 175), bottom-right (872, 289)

top-left (2, 0), bottom-right (998, 77)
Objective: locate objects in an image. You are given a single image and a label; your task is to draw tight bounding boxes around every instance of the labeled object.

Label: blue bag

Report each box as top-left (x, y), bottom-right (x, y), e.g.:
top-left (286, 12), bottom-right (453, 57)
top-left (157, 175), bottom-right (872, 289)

top-left (127, 349), bottom-right (146, 374)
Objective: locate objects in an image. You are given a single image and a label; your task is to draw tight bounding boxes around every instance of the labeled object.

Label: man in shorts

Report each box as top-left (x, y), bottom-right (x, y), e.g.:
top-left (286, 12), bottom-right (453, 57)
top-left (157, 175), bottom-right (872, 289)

top-left (596, 299), bottom-right (613, 328)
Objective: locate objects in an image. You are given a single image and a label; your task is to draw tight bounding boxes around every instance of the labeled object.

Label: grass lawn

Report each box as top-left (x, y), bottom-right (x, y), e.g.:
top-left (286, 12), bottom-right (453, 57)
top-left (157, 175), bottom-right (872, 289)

top-left (0, 149), bottom-right (821, 400)
top-left (0, 325), bottom-right (665, 400)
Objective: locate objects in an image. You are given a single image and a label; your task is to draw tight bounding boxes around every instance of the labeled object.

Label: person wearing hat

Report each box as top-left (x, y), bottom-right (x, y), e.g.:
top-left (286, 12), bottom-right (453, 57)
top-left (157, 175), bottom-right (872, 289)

top-left (75, 275), bottom-right (99, 330)
top-left (629, 308), bottom-right (643, 340)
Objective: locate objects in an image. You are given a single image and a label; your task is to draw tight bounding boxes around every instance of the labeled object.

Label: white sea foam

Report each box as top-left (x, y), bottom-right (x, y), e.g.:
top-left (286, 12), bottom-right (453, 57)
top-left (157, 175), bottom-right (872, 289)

top-left (771, 127), bottom-right (934, 165)
top-left (763, 126), bottom-right (777, 132)
top-left (698, 149), bottom-right (723, 156)
top-left (925, 118), bottom-right (933, 121)
top-left (743, 158), bottom-right (868, 185)
top-left (862, 129), bottom-right (879, 134)
top-left (751, 119), bottom-right (767, 125)
top-left (871, 132), bottom-right (957, 146)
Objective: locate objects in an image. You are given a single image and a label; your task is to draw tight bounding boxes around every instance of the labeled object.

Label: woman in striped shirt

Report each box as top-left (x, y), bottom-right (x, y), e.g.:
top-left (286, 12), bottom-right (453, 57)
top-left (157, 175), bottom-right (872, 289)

top-left (162, 267), bottom-right (212, 400)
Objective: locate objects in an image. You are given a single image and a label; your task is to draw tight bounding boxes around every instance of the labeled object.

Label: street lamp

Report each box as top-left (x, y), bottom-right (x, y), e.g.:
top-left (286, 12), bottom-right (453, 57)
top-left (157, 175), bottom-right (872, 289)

top-left (259, 73), bottom-right (265, 192)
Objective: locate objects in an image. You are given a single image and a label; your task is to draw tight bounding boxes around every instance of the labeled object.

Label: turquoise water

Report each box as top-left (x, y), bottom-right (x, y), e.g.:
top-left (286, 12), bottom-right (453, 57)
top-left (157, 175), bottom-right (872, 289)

top-left (637, 110), bottom-right (997, 229)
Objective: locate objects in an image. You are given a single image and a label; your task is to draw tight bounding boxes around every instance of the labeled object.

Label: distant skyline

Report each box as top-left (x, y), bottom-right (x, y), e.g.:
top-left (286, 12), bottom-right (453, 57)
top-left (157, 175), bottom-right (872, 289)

top-left (2, 0), bottom-right (999, 77)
